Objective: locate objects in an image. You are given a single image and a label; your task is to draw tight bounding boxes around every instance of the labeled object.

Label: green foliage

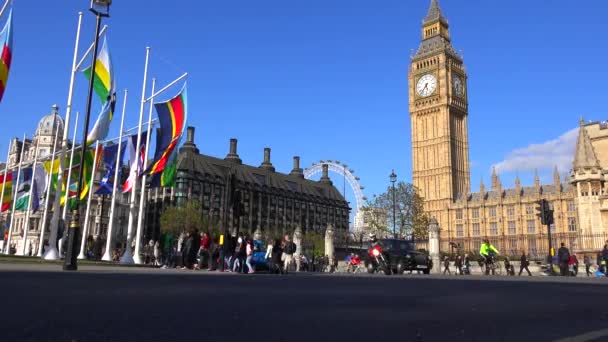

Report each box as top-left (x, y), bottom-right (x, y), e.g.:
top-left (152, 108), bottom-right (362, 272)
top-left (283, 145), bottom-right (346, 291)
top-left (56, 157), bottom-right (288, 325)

top-left (363, 182), bottom-right (429, 240)
top-left (303, 231), bottom-right (325, 257)
top-left (160, 200), bottom-right (208, 235)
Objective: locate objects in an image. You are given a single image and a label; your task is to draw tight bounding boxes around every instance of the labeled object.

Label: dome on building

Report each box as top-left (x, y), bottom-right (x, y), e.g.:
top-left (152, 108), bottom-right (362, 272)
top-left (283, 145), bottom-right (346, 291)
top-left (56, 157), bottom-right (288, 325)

top-left (36, 104), bottom-right (64, 137)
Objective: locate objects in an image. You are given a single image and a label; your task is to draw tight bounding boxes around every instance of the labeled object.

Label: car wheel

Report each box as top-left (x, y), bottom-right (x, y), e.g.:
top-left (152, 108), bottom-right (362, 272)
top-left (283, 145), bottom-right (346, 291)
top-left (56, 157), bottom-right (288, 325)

top-left (396, 262), bottom-right (405, 275)
top-left (423, 268), bottom-right (430, 275)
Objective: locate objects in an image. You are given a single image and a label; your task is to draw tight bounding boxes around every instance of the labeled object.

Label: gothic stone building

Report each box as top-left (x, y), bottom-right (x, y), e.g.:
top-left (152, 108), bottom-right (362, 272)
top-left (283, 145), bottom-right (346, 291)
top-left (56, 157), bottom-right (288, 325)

top-left (1, 105), bottom-right (131, 255)
top-left (409, 1), bottom-right (607, 256)
top-left (156, 127), bottom-right (350, 240)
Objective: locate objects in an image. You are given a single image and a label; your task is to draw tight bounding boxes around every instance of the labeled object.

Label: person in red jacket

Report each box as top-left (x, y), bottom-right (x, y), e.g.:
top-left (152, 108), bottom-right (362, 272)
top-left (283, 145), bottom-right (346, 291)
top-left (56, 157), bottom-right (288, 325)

top-left (196, 231), bottom-right (211, 270)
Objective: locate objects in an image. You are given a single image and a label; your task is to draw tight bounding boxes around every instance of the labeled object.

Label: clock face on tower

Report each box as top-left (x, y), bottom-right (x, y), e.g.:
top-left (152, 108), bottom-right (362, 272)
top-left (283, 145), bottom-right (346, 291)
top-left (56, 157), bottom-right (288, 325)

top-left (453, 75), bottom-right (464, 97)
top-left (416, 74), bottom-right (437, 97)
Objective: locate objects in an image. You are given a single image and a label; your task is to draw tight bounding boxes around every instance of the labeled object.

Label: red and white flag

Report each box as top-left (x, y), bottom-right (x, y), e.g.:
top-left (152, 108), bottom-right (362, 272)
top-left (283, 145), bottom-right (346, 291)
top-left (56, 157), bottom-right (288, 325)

top-left (122, 131), bottom-right (147, 193)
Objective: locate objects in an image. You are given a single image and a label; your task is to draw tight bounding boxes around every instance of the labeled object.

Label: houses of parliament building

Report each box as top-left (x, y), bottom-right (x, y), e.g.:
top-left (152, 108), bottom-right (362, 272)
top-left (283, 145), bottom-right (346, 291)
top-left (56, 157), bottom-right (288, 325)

top-left (409, 1), bottom-right (607, 256)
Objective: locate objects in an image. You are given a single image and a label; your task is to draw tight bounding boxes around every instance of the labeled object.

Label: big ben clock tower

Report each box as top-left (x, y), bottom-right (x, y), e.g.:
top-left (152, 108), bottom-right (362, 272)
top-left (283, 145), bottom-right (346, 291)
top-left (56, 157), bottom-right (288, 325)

top-left (409, 0), bottom-right (470, 228)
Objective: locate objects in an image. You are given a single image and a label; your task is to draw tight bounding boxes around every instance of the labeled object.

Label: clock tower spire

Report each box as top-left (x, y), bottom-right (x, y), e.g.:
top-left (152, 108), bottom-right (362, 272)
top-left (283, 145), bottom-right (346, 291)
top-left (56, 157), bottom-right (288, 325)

top-left (409, 0), bottom-right (471, 229)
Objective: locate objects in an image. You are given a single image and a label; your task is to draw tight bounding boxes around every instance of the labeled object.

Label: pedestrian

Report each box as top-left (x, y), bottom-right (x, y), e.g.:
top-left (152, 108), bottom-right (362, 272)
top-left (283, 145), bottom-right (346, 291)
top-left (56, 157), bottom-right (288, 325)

top-left (454, 255), bottom-right (463, 275)
top-left (584, 255), bottom-right (592, 277)
top-left (211, 236), bottom-right (222, 271)
top-left (271, 238), bottom-right (284, 274)
top-left (504, 258), bottom-right (515, 276)
top-left (283, 234), bottom-right (296, 274)
top-left (463, 253), bottom-right (471, 275)
top-left (602, 245), bottom-right (608, 274)
top-left (265, 238), bottom-right (274, 272)
top-left (569, 253), bottom-right (579, 276)
top-left (154, 241), bottom-right (161, 266)
top-left (197, 231), bottom-right (211, 270)
top-left (233, 234), bottom-right (246, 273)
top-left (443, 256), bottom-right (451, 275)
top-left (557, 242), bottom-right (570, 276)
top-left (245, 236), bottom-right (255, 274)
top-left (519, 251), bottom-right (532, 276)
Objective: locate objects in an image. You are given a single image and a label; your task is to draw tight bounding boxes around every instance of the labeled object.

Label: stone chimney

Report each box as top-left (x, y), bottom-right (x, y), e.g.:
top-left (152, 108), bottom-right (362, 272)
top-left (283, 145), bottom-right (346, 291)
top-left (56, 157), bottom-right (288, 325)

top-left (180, 126), bottom-right (199, 154)
top-left (319, 164), bottom-right (332, 185)
top-left (260, 147), bottom-right (275, 172)
top-left (290, 156), bottom-right (304, 178)
top-left (225, 138), bottom-right (242, 164)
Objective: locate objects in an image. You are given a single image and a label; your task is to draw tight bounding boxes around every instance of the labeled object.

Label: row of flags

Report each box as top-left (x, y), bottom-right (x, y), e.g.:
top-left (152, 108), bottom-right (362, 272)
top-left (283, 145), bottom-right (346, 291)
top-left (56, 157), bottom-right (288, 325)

top-left (0, 3), bottom-right (188, 260)
top-left (0, 19), bottom-right (187, 212)
top-left (0, 126), bottom-right (182, 215)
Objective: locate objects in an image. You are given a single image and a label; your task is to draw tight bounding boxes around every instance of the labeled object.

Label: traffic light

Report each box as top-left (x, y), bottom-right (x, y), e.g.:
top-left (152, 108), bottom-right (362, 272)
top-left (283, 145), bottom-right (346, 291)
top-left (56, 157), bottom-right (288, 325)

top-left (536, 199), bottom-right (547, 225)
top-left (536, 199), bottom-right (555, 226)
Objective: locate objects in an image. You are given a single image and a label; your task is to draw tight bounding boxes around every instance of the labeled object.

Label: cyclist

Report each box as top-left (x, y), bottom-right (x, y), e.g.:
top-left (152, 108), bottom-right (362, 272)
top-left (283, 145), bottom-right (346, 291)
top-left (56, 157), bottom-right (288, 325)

top-left (480, 238), bottom-right (499, 275)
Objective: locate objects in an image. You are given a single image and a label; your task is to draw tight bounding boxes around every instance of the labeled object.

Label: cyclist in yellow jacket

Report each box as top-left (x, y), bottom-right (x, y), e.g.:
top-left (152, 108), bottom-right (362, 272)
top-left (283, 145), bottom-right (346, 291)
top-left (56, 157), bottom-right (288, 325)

top-left (480, 238), bottom-right (499, 275)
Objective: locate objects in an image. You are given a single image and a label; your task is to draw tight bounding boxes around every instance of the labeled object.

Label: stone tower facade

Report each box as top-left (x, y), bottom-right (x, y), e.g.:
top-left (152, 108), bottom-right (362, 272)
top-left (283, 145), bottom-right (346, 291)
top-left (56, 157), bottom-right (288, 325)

top-left (409, 0), bottom-right (470, 230)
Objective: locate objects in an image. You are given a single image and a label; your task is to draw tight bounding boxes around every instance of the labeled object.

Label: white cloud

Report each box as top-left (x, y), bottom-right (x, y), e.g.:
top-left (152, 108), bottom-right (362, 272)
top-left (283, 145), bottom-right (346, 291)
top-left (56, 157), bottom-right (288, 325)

top-left (492, 128), bottom-right (579, 174)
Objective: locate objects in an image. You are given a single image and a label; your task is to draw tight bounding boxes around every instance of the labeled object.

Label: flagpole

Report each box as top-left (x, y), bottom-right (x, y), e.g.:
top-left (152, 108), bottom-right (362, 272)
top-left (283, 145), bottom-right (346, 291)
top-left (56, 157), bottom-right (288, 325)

top-left (45, 13), bottom-right (84, 260)
top-left (102, 89), bottom-right (127, 262)
top-left (5, 133), bottom-right (25, 254)
top-left (20, 139), bottom-right (40, 256)
top-left (133, 78), bottom-right (156, 264)
top-left (0, 0), bottom-right (12, 20)
top-left (77, 141), bottom-right (100, 260)
top-left (62, 112), bottom-right (80, 222)
top-left (121, 47), bottom-right (150, 265)
top-left (37, 126), bottom-right (61, 257)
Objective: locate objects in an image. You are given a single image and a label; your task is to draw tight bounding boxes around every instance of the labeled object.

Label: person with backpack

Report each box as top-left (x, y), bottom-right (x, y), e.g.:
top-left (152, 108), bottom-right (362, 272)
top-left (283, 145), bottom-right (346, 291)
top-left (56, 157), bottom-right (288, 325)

top-left (283, 234), bottom-right (296, 273)
top-left (557, 242), bottom-right (570, 276)
top-left (245, 236), bottom-right (255, 274)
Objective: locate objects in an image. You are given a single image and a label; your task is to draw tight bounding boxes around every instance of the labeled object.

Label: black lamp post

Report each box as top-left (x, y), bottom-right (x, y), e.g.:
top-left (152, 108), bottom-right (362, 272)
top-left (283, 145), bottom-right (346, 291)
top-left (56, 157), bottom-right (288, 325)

top-left (64, 0), bottom-right (112, 271)
top-left (389, 169), bottom-right (397, 239)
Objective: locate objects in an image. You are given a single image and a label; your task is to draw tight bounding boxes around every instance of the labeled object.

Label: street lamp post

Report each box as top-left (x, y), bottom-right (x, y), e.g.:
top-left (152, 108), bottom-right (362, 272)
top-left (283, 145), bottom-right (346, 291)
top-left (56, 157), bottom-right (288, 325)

top-left (390, 170), bottom-right (397, 239)
top-left (64, 0), bottom-right (112, 271)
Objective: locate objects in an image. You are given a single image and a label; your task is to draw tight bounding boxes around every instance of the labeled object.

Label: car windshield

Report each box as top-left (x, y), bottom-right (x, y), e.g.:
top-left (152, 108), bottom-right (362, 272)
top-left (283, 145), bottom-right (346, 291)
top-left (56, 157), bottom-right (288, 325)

top-left (381, 240), bottom-right (415, 252)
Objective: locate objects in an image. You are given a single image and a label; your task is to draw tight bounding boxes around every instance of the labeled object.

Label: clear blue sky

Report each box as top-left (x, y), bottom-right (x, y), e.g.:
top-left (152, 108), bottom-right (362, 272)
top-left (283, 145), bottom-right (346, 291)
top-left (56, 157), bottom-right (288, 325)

top-left (1, 0), bottom-right (607, 212)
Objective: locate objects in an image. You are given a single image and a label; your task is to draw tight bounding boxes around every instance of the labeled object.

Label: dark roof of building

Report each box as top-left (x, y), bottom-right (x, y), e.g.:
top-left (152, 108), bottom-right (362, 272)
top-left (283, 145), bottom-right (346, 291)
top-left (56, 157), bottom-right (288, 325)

top-left (177, 144), bottom-right (348, 206)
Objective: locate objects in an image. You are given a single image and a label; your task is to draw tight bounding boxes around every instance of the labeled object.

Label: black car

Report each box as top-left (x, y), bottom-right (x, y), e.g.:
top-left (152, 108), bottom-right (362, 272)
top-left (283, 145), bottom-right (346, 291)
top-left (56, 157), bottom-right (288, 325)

top-left (366, 239), bottom-right (432, 275)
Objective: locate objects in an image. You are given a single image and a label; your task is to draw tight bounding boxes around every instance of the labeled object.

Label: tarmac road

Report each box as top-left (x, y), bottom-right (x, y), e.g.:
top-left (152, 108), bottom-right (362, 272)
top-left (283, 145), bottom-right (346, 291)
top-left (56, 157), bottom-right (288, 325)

top-left (2, 263), bottom-right (607, 342)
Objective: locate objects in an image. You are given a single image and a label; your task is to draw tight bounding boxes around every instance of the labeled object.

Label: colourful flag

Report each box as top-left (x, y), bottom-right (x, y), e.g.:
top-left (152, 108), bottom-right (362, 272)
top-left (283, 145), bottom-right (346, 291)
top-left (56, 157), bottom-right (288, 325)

top-left (15, 167), bottom-right (32, 211)
top-left (80, 145), bottom-right (103, 200)
top-left (160, 152), bottom-right (178, 187)
top-left (95, 142), bottom-right (125, 195)
top-left (0, 10), bottom-right (13, 103)
top-left (31, 164), bottom-right (46, 213)
top-left (123, 131), bottom-right (148, 193)
top-left (145, 84), bottom-right (187, 176)
top-left (0, 170), bottom-right (12, 211)
top-left (83, 37), bottom-right (116, 145)
top-left (150, 129), bottom-right (178, 188)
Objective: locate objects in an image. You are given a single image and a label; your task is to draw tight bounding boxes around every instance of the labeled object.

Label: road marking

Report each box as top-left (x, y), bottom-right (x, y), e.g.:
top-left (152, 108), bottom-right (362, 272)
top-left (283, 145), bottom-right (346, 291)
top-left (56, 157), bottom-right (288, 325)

top-left (555, 328), bottom-right (608, 342)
